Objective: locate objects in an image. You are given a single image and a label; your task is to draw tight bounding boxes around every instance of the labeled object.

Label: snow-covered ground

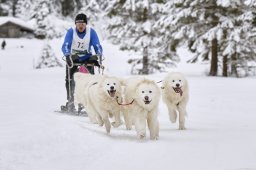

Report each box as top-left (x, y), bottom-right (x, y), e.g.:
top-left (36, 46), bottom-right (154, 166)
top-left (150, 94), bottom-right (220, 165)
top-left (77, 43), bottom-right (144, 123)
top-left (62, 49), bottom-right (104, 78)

top-left (0, 38), bottom-right (256, 170)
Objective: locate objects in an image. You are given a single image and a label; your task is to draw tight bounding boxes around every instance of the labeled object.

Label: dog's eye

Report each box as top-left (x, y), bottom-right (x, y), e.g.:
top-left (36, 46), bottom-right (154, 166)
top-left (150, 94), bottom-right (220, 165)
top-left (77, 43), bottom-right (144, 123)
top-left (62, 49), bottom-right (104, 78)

top-left (107, 83), bottom-right (110, 85)
top-left (179, 80), bottom-right (181, 82)
top-left (149, 91), bottom-right (152, 93)
top-left (172, 80), bottom-right (175, 82)
top-left (142, 91), bottom-right (145, 93)
top-left (113, 83), bottom-right (116, 85)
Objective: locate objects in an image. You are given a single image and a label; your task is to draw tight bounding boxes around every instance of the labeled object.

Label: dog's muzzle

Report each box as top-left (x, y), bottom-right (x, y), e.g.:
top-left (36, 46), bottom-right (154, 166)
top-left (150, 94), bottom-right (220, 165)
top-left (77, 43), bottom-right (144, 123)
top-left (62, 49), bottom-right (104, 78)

top-left (172, 87), bottom-right (183, 96)
top-left (144, 99), bottom-right (152, 104)
top-left (108, 90), bottom-right (116, 97)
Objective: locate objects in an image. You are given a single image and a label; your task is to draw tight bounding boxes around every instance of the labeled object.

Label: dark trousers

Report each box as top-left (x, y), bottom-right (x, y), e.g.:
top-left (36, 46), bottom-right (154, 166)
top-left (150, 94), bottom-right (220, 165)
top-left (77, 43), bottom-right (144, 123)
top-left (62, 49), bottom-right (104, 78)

top-left (65, 65), bottom-right (94, 102)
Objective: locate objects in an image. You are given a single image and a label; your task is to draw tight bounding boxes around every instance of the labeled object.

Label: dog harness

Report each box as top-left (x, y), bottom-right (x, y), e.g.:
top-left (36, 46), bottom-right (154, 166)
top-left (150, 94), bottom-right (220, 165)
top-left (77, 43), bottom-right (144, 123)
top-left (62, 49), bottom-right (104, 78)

top-left (115, 96), bottom-right (134, 106)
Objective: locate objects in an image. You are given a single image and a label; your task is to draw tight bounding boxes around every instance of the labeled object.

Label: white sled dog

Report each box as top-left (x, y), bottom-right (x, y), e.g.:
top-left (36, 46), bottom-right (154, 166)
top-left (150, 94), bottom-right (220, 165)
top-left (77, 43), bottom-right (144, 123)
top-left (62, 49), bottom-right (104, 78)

top-left (162, 72), bottom-right (189, 130)
top-left (74, 72), bottom-right (95, 109)
top-left (123, 77), bottom-right (160, 140)
top-left (85, 75), bottom-right (123, 133)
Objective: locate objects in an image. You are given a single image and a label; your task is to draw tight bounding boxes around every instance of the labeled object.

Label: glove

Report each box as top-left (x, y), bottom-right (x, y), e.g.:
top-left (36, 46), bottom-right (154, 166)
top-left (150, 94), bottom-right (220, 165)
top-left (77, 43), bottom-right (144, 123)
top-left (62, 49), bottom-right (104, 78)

top-left (66, 54), bottom-right (79, 67)
top-left (87, 56), bottom-right (99, 67)
top-left (89, 55), bottom-right (98, 61)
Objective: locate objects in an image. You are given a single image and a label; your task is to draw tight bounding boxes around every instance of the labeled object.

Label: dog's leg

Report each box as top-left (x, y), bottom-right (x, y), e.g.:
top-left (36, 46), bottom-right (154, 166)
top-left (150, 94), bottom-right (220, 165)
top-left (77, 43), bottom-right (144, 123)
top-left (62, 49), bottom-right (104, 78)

top-left (101, 113), bottom-right (111, 133)
top-left (111, 109), bottom-right (122, 128)
top-left (147, 111), bottom-right (159, 140)
top-left (178, 103), bottom-right (187, 130)
top-left (123, 107), bottom-right (132, 130)
top-left (88, 113), bottom-right (98, 124)
top-left (134, 113), bottom-right (146, 140)
top-left (85, 88), bottom-right (98, 124)
top-left (167, 105), bottom-right (177, 123)
top-left (86, 106), bottom-right (98, 124)
top-left (96, 113), bottom-right (104, 126)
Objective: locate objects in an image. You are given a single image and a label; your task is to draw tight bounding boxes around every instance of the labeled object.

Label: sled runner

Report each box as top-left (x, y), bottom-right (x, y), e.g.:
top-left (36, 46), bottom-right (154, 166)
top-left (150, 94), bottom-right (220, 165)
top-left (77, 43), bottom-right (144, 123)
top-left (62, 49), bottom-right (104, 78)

top-left (54, 109), bottom-right (88, 117)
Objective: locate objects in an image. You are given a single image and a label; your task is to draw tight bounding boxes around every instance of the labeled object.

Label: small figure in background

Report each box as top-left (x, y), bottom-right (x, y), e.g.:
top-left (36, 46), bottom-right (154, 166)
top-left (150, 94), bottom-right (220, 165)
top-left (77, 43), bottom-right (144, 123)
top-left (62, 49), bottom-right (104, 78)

top-left (1, 40), bottom-right (6, 50)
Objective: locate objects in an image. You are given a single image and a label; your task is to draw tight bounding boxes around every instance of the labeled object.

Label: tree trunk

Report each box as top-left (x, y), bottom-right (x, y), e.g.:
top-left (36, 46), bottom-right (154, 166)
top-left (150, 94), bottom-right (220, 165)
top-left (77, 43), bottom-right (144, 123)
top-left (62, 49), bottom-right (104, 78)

top-left (231, 53), bottom-right (238, 77)
top-left (209, 38), bottom-right (218, 76)
top-left (12, 0), bottom-right (18, 16)
top-left (142, 46), bottom-right (149, 74)
top-left (222, 55), bottom-right (228, 77)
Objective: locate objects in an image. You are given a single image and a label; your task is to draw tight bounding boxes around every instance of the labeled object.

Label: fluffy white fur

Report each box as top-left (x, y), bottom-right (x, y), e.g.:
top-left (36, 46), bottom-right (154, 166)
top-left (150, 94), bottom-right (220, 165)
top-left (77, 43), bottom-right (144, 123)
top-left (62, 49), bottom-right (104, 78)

top-left (162, 72), bottom-right (189, 130)
top-left (74, 72), bottom-right (95, 108)
top-left (85, 75), bottom-right (123, 133)
top-left (123, 77), bottom-right (160, 140)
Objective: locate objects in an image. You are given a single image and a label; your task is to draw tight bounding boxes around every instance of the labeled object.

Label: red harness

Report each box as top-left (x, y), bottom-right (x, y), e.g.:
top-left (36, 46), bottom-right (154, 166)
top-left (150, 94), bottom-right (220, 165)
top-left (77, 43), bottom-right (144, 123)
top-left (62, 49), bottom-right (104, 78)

top-left (115, 97), bottom-right (134, 106)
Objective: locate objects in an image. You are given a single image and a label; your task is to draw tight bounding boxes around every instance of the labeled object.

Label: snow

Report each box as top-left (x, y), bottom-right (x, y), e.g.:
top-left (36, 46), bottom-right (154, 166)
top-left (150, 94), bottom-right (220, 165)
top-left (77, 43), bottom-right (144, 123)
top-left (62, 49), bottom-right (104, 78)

top-left (0, 38), bottom-right (256, 170)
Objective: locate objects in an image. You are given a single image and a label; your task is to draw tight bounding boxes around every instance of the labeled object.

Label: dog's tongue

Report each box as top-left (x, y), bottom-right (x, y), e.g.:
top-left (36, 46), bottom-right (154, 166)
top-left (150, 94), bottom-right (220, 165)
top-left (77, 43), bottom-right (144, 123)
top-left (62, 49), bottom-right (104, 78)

top-left (109, 91), bottom-right (116, 97)
top-left (173, 87), bottom-right (183, 96)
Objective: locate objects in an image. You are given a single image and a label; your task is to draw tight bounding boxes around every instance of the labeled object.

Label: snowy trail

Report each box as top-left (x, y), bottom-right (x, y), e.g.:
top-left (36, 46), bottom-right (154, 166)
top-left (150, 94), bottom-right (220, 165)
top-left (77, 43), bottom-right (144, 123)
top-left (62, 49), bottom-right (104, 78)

top-left (0, 39), bottom-right (256, 170)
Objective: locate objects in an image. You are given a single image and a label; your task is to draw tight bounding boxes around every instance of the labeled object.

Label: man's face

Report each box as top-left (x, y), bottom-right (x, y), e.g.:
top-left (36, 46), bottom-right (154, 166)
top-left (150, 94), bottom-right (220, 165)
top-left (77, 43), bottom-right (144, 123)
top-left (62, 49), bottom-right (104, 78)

top-left (76, 22), bottom-right (86, 32)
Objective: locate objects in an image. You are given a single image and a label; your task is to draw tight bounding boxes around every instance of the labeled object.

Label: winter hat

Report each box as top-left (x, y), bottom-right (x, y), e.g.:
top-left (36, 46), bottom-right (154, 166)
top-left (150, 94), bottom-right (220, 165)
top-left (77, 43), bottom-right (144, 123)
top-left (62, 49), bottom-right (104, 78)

top-left (75, 13), bottom-right (87, 24)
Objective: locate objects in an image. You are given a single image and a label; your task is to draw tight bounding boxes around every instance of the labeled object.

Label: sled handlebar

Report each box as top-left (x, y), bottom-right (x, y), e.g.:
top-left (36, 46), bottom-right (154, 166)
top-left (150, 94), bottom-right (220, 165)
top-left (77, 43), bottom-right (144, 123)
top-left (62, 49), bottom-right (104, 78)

top-left (63, 55), bottom-right (103, 68)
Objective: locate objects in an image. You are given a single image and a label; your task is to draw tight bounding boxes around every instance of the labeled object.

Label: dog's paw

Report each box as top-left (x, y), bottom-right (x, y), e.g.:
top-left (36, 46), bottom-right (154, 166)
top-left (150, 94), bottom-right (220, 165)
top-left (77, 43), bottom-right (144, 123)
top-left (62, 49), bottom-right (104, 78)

top-left (150, 135), bottom-right (159, 140)
top-left (138, 133), bottom-right (146, 140)
top-left (97, 118), bottom-right (104, 126)
top-left (125, 123), bottom-right (132, 130)
top-left (98, 121), bottom-right (104, 127)
top-left (178, 126), bottom-right (186, 130)
top-left (105, 127), bottom-right (111, 134)
top-left (126, 126), bottom-right (132, 130)
top-left (111, 121), bottom-right (122, 128)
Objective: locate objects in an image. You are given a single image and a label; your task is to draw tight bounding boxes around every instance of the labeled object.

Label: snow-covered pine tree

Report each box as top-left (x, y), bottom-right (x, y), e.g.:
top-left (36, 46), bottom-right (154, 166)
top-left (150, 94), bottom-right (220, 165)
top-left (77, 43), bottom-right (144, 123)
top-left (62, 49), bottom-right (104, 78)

top-left (105, 0), bottom-right (176, 74)
top-left (32, 0), bottom-right (62, 39)
top-left (35, 43), bottom-right (63, 69)
top-left (15, 0), bottom-right (34, 20)
top-left (157, 0), bottom-right (256, 77)
top-left (221, 0), bottom-right (256, 77)
top-left (78, 0), bottom-right (103, 24)
top-left (156, 0), bottom-right (223, 76)
top-left (61, 0), bottom-right (86, 17)
top-left (61, 0), bottom-right (76, 16)
top-left (0, 0), bottom-right (18, 16)
top-left (32, 0), bottom-right (52, 39)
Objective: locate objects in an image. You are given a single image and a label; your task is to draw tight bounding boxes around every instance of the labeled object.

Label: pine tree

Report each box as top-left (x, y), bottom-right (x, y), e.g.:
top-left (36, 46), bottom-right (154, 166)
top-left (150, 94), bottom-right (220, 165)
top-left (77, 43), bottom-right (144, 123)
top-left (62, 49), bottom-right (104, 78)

top-left (0, 0), bottom-right (17, 16)
top-left (32, 0), bottom-right (62, 39)
top-left (105, 0), bottom-right (176, 74)
top-left (35, 43), bottom-right (63, 69)
top-left (78, 0), bottom-right (103, 23)
top-left (32, 0), bottom-right (50, 39)
top-left (156, 0), bottom-right (221, 76)
top-left (61, 0), bottom-right (76, 17)
top-left (15, 0), bottom-right (33, 20)
top-left (156, 0), bottom-right (256, 77)
top-left (216, 0), bottom-right (256, 77)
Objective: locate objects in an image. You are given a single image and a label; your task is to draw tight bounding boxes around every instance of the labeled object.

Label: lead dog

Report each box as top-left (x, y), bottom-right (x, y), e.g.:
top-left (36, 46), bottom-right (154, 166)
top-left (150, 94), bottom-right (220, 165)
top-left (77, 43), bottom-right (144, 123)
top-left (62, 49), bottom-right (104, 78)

top-left (85, 75), bottom-right (123, 133)
top-left (162, 72), bottom-right (189, 130)
top-left (123, 77), bottom-right (160, 140)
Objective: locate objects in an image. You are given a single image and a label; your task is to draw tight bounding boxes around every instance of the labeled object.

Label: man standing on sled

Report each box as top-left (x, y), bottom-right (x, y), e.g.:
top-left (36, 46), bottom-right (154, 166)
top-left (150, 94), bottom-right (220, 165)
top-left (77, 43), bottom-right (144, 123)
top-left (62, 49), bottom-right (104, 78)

top-left (61, 13), bottom-right (103, 112)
